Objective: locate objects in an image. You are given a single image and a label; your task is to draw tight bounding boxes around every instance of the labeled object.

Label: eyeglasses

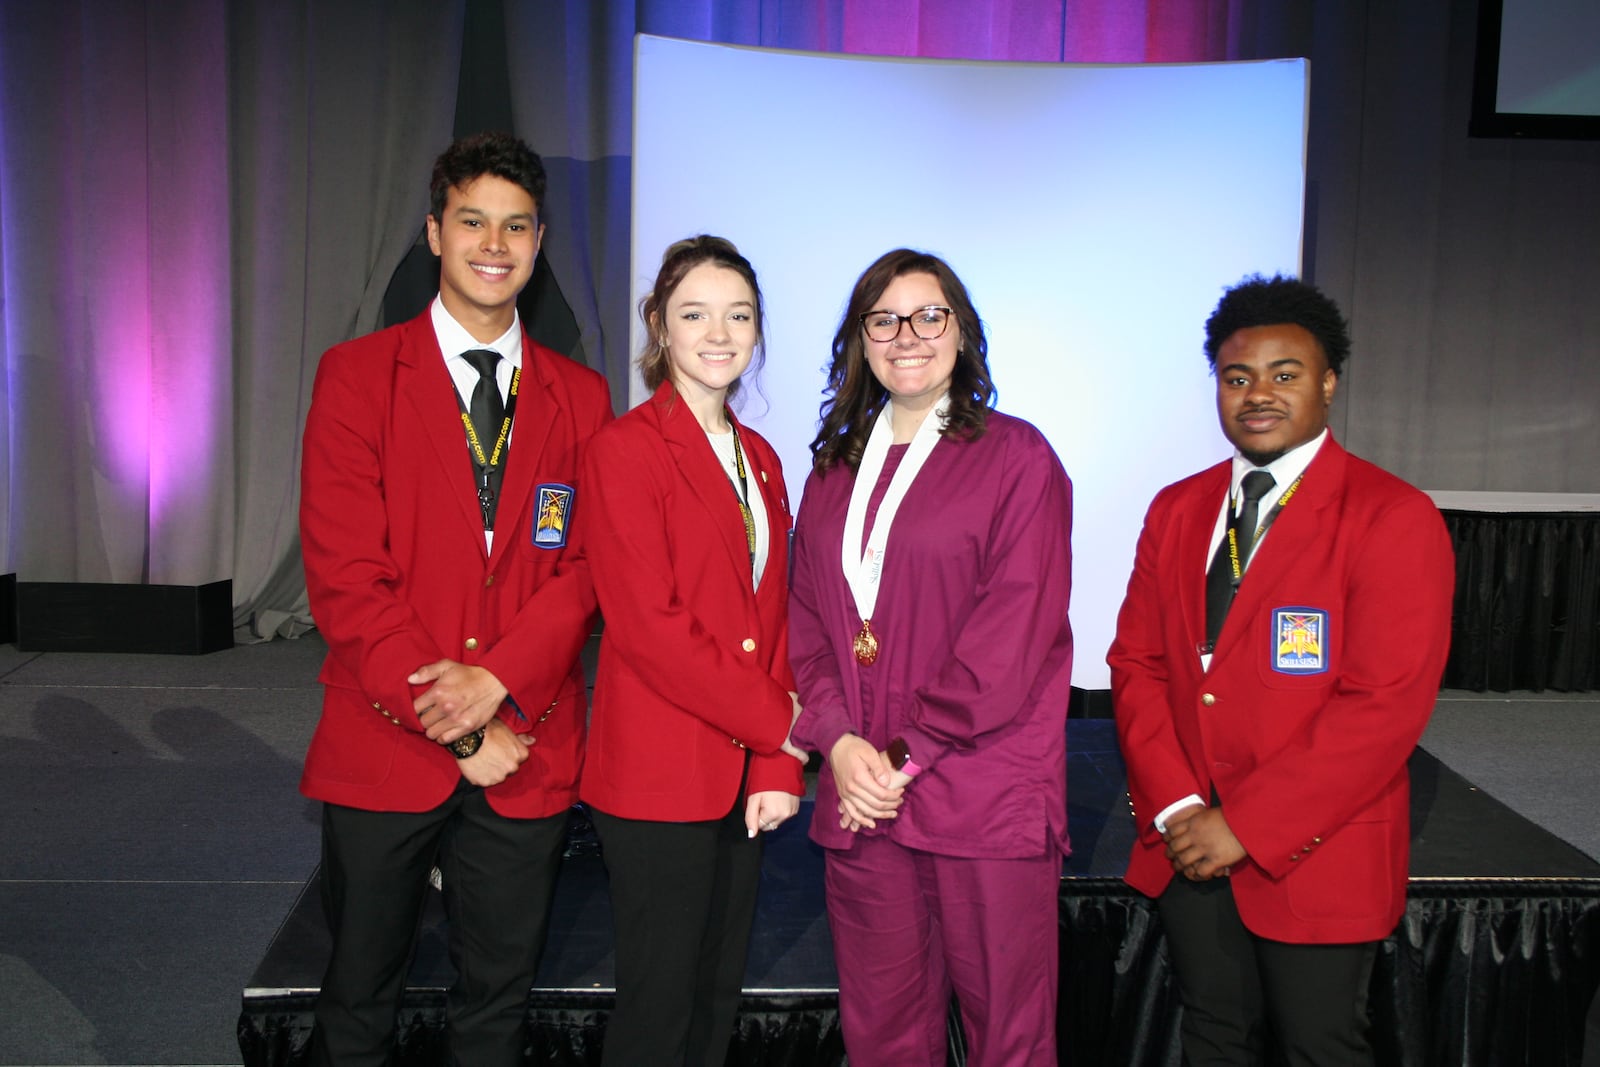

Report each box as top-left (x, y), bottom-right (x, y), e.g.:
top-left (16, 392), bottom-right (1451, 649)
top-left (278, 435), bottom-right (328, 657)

top-left (859, 305), bottom-right (954, 343)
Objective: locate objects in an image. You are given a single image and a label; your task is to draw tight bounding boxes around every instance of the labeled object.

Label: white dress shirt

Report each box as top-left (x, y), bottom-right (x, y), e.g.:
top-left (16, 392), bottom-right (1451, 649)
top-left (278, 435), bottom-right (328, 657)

top-left (431, 296), bottom-right (524, 551)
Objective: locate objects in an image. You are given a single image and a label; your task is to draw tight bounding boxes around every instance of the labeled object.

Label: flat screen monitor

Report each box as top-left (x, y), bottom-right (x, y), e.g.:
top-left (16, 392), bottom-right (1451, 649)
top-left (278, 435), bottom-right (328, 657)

top-left (1471, 0), bottom-right (1600, 139)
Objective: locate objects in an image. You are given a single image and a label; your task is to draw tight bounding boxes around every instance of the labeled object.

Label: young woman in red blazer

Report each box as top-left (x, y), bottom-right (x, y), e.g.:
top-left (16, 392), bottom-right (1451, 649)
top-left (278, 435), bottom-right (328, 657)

top-left (578, 236), bottom-right (806, 1065)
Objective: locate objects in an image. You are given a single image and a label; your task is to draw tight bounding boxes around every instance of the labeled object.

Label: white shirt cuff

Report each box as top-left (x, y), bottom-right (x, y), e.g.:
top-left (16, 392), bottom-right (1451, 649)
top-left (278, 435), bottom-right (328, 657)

top-left (1154, 794), bottom-right (1205, 833)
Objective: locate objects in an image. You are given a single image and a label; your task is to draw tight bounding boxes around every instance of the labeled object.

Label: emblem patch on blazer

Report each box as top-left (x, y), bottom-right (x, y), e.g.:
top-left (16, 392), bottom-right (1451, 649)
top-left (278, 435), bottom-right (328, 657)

top-left (533, 484), bottom-right (574, 548)
top-left (1271, 607), bottom-right (1329, 674)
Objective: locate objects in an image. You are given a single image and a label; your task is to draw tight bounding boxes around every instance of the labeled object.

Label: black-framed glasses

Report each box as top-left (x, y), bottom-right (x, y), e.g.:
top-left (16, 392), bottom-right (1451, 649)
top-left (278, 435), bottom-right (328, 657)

top-left (859, 305), bottom-right (954, 342)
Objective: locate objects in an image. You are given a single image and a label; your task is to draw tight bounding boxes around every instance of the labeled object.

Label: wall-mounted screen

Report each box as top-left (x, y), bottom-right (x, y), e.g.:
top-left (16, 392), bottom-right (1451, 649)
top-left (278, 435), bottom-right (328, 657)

top-left (1471, 0), bottom-right (1600, 139)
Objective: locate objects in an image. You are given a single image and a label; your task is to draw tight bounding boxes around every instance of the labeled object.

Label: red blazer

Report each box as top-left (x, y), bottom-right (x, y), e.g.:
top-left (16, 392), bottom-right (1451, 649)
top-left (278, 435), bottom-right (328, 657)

top-left (578, 382), bottom-right (804, 822)
top-left (299, 310), bottom-right (613, 818)
top-left (1109, 437), bottom-right (1454, 942)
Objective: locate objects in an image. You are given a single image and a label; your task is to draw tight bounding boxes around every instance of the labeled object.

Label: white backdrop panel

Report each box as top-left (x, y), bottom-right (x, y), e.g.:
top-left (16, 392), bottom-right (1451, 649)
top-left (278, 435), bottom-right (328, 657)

top-left (632, 35), bottom-right (1308, 689)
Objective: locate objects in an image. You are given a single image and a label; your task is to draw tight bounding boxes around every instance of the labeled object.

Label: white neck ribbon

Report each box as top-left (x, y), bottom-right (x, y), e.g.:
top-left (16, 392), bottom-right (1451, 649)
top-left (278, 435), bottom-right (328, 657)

top-left (840, 395), bottom-right (949, 627)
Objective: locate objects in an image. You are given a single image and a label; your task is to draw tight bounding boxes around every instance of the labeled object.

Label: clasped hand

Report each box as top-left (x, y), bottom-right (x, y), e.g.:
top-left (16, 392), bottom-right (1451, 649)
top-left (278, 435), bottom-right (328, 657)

top-left (411, 659), bottom-right (510, 742)
top-left (408, 659), bottom-right (530, 787)
top-left (828, 734), bottom-right (911, 832)
top-left (744, 790), bottom-right (801, 838)
top-left (1163, 805), bottom-right (1246, 881)
top-left (456, 718), bottom-right (533, 787)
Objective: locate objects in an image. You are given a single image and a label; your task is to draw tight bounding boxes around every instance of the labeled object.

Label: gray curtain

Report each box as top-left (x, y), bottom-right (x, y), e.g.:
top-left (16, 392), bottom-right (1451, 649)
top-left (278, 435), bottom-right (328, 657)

top-left (0, 0), bottom-right (235, 589)
top-left (0, 0), bottom-right (463, 639)
top-left (225, 2), bottom-right (464, 638)
top-left (1306, 2), bottom-right (1600, 491)
top-left (504, 1), bottom-right (636, 405)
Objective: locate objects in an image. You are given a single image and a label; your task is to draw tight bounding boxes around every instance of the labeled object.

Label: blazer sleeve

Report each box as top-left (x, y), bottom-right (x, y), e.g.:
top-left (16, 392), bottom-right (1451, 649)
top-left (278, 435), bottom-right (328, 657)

top-left (580, 424), bottom-right (794, 755)
top-left (300, 346), bottom-right (441, 732)
top-left (747, 750), bottom-right (805, 797)
top-left (787, 473), bottom-right (859, 758)
top-left (898, 430), bottom-right (1074, 772)
top-left (1224, 491), bottom-right (1455, 879)
top-left (477, 366), bottom-right (613, 717)
top-left (1109, 488), bottom-right (1206, 842)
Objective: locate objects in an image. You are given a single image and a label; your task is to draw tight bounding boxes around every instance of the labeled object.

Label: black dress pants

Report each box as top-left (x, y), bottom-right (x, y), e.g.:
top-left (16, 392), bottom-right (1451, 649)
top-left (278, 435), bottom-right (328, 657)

top-left (589, 799), bottom-right (763, 1067)
top-left (309, 783), bottom-right (569, 1067)
top-left (1159, 873), bottom-right (1378, 1067)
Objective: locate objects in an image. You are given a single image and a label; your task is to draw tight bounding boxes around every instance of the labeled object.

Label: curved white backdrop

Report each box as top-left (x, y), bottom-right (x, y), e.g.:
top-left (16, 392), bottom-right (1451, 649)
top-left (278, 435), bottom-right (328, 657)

top-left (631, 35), bottom-right (1308, 689)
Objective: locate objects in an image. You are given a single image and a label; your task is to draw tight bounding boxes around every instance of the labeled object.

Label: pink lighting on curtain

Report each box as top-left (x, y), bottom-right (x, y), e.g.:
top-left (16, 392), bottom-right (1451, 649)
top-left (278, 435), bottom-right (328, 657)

top-left (644, 0), bottom-right (1243, 64)
top-left (0, 0), bottom-right (230, 583)
top-left (836, 0), bottom-right (1070, 61)
top-left (86, 260), bottom-right (156, 502)
top-left (143, 0), bottom-right (231, 583)
top-left (81, 1), bottom-right (156, 507)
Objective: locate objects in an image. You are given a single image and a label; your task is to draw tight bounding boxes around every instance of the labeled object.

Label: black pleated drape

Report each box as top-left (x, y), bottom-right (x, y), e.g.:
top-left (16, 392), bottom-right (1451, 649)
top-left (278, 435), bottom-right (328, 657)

top-left (1442, 511), bottom-right (1600, 691)
top-left (238, 883), bottom-right (1600, 1067)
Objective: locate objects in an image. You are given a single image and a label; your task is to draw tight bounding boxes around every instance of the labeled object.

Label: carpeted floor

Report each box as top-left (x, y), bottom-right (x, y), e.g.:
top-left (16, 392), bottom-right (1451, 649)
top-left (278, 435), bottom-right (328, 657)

top-left (0, 636), bottom-right (1596, 1065)
top-left (0, 637), bottom-right (325, 1067)
top-left (1422, 690), bottom-right (1600, 861)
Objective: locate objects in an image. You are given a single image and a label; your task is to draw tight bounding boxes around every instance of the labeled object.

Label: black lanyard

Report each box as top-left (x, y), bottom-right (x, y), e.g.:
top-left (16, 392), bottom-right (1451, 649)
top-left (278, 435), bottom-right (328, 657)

top-left (455, 366), bottom-right (521, 528)
top-left (1221, 470), bottom-right (1304, 587)
top-left (727, 426), bottom-right (756, 568)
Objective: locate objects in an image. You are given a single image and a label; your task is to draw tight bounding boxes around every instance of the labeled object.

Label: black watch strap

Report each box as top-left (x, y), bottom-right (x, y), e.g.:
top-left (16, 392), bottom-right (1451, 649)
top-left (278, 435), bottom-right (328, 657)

top-left (447, 727), bottom-right (487, 759)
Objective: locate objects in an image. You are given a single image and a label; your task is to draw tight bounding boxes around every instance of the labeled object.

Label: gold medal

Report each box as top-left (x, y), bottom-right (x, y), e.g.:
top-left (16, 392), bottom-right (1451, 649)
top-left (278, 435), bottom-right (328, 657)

top-left (853, 619), bottom-right (879, 666)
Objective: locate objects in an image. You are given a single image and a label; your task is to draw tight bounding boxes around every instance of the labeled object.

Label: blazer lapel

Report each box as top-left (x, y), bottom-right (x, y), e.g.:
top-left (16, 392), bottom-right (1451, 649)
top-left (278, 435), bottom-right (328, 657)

top-left (652, 383), bottom-right (754, 589)
top-left (402, 318), bottom-right (491, 550)
top-left (1182, 463), bottom-right (1233, 653)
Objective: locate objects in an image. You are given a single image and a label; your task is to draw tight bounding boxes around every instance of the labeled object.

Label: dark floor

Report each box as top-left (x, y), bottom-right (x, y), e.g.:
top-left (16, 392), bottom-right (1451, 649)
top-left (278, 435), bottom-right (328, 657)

top-left (1, 634), bottom-right (1597, 1065)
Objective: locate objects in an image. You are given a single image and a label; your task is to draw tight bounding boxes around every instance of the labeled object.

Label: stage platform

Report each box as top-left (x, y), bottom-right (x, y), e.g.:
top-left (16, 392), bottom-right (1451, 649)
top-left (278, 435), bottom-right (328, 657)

top-left (238, 721), bottom-right (1600, 1065)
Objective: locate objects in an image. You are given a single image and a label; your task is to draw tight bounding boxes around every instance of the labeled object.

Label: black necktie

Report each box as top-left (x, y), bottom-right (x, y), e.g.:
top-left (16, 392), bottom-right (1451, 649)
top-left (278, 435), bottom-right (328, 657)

top-left (461, 349), bottom-right (505, 529)
top-left (462, 349), bottom-right (505, 445)
top-left (1204, 470), bottom-right (1276, 649)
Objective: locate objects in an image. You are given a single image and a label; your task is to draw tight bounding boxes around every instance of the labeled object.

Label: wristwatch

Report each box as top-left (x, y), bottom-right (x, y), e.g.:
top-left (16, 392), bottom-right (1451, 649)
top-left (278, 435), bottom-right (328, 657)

top-left (447, 727), bottom-right (487, 759)
top-left (886, 736), bottom-right (923, 778)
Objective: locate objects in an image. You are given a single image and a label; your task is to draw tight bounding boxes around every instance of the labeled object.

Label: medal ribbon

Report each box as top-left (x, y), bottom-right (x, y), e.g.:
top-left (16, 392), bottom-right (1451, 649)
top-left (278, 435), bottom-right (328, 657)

top-left (840, 395), bottom-right (950, 659)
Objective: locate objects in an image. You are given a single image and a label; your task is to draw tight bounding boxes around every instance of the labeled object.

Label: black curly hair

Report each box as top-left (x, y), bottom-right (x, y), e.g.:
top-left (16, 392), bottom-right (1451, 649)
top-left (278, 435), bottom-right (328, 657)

top-left (1204, 274), bottom-right (1350, 377)
top-left (429, 132), bottom-right (547, 221)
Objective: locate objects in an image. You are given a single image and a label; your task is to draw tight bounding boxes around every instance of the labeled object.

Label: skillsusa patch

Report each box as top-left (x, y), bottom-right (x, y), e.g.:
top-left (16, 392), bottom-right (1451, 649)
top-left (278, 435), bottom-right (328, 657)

top-left (1271, 607), bottom-right (1329, 674)
top-left (532, 483), bottom-right (574, 549)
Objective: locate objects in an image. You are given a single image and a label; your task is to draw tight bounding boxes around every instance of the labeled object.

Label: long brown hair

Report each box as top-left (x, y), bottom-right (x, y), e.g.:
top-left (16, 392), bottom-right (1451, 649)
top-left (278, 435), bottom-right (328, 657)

top-left (637, 235), bottom-right (765, 406)
top-left (810, 249), bottom-right (995, 473)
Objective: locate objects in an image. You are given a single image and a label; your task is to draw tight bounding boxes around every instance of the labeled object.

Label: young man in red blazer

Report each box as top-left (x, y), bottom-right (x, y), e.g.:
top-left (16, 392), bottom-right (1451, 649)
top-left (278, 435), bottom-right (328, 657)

top-left (1109, 275), bottom-right (1454, 1065)
top-left (298, 132), bottom-right (612, 1067)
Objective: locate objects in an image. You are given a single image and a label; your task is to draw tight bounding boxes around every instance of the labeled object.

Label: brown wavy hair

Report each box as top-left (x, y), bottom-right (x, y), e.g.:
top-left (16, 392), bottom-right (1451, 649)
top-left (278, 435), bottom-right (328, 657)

top-left (637, 235), bottom-right (765, 406)
top-left (810, 249), bottom-right (995, 473)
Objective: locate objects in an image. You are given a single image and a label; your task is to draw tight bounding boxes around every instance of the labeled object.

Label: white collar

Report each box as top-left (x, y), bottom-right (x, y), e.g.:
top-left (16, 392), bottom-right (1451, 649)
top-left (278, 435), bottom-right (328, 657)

top-left (430, 296), bottom-right (523, 367)
top-left (1229, 427), bottom-right (1328, 498)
